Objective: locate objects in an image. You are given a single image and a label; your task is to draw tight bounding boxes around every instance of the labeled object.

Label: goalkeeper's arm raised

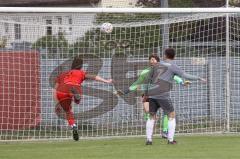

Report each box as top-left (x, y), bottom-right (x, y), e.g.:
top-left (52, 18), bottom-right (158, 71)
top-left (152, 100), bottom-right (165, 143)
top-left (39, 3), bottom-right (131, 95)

top-left (117, 67), bottom-right (150, 95)
top-left (117, 67), bottom-right (186, 95)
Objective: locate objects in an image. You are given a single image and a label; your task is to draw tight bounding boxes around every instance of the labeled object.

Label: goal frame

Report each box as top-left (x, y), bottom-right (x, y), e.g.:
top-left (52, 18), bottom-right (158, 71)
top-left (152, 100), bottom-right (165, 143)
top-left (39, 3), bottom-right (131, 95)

top-left (0, 6), bottom-right (238, 140)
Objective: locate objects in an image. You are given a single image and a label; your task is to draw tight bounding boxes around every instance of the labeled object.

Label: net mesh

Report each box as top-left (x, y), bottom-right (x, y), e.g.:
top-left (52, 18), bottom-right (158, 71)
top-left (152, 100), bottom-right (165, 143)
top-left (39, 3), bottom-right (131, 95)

top-left (0, 12), bottom-right (239, 140)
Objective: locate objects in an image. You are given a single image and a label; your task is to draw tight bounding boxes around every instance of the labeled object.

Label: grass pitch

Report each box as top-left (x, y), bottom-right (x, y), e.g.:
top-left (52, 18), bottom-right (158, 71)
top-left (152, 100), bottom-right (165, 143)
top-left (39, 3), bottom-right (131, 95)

top-left (0, 136), bottom-right (239, 159)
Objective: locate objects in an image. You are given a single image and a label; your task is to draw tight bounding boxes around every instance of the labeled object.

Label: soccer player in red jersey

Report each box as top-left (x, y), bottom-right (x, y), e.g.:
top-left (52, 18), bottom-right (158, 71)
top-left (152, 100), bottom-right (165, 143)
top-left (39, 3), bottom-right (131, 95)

top-left (54, 56), bottom-right (112, 141)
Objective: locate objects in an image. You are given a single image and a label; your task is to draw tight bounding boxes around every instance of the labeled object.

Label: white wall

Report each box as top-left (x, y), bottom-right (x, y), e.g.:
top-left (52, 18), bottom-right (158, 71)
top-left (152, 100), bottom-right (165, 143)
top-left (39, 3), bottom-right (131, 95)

top-left (0, 13), bottom-right (96, 47)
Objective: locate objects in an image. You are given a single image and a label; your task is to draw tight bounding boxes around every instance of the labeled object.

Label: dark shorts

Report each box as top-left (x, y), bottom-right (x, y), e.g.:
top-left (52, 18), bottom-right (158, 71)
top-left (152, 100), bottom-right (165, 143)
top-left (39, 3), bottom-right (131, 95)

top-left (149, 98), bottom-right (174, 115)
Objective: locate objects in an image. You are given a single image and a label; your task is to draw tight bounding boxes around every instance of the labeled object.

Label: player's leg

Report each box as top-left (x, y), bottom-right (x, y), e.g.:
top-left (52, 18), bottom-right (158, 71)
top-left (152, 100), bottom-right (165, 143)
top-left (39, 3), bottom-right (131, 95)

top-left (161, 112), bottom-right (168, 139)
top-left (167, 111), bottom-right (176, 144)
top-left (61, 100), bottom-right (75, 127)
top-left (159, 98), bottom-right (176, 144)
top-left (69, 85), bottom-right (81, 104)
top-left (143, 97), bottom-right (168, 139)
top-left (60, 99), bottom-right (79, 141)
top-left (142, 95), bottom-right (150, 120)
top-left (56, 92), bottom-right (79, 141)
top-left (145, 98), bottom-right (159, 145)
top-left (143, 96), bottom-right (153, 145)
top-left (56, 92), bottom-right (75, 126)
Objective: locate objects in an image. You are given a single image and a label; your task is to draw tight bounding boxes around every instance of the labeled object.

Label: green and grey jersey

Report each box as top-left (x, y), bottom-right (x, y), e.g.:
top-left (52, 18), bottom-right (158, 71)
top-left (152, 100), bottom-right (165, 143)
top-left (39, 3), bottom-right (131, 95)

top-left (146, 60), bottom-right (200, 99)
top-left (124, 65), bottom-right (185, 94)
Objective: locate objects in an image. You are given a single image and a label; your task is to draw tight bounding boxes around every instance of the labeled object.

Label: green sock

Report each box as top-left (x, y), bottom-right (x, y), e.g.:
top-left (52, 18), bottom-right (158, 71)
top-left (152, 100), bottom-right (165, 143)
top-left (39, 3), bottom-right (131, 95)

top-left (144, 113), bottom-right (150, 121)
top-left (162, 115), bottom-right (168, 132)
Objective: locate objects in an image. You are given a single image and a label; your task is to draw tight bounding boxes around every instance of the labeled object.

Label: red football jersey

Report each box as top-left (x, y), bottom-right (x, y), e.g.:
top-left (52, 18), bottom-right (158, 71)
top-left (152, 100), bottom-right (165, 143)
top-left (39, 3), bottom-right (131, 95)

top-left (57, 69), bottom-right (86, 86)
top-left (63, 70), bottom-right (86, 85)
top-left (55, 69), bottom-right (86, 95)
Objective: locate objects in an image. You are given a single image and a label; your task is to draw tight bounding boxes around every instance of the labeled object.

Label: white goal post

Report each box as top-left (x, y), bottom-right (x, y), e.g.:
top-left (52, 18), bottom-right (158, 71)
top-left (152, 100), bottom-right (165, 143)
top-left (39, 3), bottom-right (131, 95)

top-left (0, 7), bottom-right (239, 140)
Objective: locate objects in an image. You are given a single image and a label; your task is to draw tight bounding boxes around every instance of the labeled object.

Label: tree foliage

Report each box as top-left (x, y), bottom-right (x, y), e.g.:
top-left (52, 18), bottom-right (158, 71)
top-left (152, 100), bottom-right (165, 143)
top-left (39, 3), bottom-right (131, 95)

top-left (32, 32), bottom-right (69, 58)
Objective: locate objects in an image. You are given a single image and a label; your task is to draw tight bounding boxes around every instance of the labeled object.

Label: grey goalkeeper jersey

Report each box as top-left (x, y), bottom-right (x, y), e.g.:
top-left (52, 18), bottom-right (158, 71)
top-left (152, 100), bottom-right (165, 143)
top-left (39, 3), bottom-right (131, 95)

top-left (146, 60), bottom-right (200, 99)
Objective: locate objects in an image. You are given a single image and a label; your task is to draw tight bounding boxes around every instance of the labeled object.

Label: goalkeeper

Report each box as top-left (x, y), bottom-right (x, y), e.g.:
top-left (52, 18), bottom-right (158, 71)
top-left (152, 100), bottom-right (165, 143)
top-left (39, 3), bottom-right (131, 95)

top-left (117, 54), bottom-right (190, 139)
top-left (54, 55), bottom-right (112, 141)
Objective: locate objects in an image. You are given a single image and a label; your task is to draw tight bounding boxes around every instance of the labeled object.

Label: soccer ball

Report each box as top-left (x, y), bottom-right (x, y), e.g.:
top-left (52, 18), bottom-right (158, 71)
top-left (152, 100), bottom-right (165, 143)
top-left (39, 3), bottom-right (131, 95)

top-left (100, 22), bottom-right (113, 33)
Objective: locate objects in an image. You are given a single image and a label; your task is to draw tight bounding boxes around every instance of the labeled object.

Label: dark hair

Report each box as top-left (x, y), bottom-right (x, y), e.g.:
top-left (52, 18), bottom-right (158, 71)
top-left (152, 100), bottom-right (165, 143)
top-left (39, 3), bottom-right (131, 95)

top-left (149, 53), bottom-right (160, 62)
top-left (71, 56), bottom-right (83, 69)
top-left (164, 48), bottom-right (175, 59)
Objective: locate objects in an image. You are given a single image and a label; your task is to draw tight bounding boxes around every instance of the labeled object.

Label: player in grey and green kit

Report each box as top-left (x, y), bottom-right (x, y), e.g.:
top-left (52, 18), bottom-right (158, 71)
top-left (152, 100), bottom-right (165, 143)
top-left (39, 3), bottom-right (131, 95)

top-left (144, 49), bottom-right (206, 145)
top-left (117, 54), bottom-right (189, 139)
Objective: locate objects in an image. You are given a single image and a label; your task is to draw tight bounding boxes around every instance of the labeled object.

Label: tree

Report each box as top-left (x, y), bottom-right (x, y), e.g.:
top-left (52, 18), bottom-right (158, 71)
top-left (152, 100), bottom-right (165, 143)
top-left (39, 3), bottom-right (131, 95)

top-left (32, 32), bottom-right (69, 58)
top-left (136, 0), bottom-right (160, 7)
top-left (0, 36), bottom-right (7, 48)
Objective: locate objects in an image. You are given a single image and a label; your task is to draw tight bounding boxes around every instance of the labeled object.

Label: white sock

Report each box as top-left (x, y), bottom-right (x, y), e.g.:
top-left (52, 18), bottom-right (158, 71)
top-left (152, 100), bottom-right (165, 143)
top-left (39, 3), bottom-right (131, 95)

top-left (71, 123), bottom-right (76, 128)
top-left (146, 119), bottom-right (154, 141)
top-left (168, 118), bottom-right (176, 142)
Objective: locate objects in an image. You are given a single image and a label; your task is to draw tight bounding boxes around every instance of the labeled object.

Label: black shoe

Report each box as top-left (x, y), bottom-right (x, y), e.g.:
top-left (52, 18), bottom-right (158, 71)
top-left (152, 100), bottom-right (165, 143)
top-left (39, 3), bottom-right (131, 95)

top-left (72, 126), bottom-right (79, 141)
top-left (145, 140), bottom-right (152, 145)
top-left (168, 140), bottom-right (177, 144)
top-left (70, 87), bottom-right (81, 101)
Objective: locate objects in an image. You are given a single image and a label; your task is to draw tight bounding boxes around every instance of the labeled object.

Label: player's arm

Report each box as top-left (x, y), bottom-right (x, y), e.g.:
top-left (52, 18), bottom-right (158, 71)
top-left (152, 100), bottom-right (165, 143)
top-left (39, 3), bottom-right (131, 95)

top-left (117, 68), bottom-right (151, 95)
top-left (171, 65), bottom-right (206, 82)
top-left (173, 75), bottom-right (184, 84)
top-left (173, 75), bottom-right (192, 86)
top-left (129, 68), bottom-right (151, 91)
top-left (85, 74), bottom-right (113, 83)
top-left (182, 72), bottom-right (206, 82)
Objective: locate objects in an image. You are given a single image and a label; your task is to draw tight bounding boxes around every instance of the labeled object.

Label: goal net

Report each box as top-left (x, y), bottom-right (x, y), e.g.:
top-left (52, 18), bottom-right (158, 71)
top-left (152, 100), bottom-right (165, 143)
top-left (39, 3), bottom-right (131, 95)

top-left (0, 9), bottom-right (239, 140)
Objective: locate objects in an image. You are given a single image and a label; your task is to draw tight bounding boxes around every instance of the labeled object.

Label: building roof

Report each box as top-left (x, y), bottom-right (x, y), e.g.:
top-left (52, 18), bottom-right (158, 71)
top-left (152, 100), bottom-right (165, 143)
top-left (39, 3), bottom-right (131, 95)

top-left (0, 0), bottom-right (226, 7)
top-left (0, 0), bottom-right (100, 7)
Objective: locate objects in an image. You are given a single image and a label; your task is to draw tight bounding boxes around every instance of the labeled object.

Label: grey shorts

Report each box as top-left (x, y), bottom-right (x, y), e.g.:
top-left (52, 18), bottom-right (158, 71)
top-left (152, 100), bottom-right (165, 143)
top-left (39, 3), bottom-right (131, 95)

top-left (148, 98), bottom-right (174, 115)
